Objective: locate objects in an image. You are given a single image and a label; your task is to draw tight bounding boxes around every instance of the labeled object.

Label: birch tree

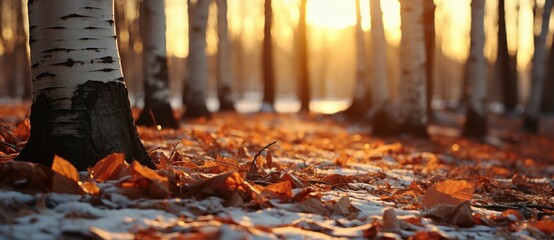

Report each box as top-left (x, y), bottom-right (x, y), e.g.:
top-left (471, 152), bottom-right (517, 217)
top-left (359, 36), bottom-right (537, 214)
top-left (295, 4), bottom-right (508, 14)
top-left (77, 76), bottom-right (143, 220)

top-left (368, 0), bottom-right (397, 135)
top-left (16, 0), bottom-right (154, 170)
top-left (216, 0), bottom-right (235, 111)
top-left (136, 0), bottom-right (179, 129)
top-left (523, 0), bottom-right (553, 132)
top-left (462, 0), bottom-right (488, 139)
top-left (298, 0), bottom-right (310, 112)
top-left (183, 0), bottom-right (211, 119)
top-left (261, 0), bottom-right (276, 112)
top-left (399, 0), bottom-right (428, 137)
top-left (344, 0), bottom-right (370, 120)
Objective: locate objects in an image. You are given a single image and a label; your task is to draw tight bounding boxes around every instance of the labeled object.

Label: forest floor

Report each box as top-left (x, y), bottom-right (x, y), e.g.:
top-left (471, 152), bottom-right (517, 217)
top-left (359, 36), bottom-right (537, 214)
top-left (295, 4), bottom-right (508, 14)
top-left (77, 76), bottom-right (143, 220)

top-left (0, 104), bottom-right (553, 239)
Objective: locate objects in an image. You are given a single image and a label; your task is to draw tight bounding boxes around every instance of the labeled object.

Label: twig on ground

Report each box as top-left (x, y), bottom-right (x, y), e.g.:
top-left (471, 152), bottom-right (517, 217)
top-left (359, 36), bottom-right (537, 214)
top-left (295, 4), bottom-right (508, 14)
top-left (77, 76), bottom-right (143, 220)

top-left (248, 141), bottom-right (277, 174)
top-left (0, 141), bottom-right (22, 152)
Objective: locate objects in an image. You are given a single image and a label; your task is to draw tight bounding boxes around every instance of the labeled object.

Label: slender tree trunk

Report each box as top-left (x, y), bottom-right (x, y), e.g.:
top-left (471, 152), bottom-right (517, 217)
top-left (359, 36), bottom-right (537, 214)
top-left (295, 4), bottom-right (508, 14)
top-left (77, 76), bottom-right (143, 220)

top-left (344, 0), bottom-right (370, 120)
top-left (0, 0), bottom-right (4, 97)
top-left (497, 0), bottom-right (518, 113)
top-left (523, 0), bottom-right (553, 132)
top-left (183, 0), bottom-right (211, 119)
top-left (542, 31), bottom-right (554, 113)
top-left (16, 0), bottom-right (154, 170)
top-left (136, 0), bottom-right (179, 129)
top-left (261, 0), bottom-right (276, 112)
top-left (424, 0), bottom-right (435, 121)
top-left (215, 0), bottom-right (235, 111)
top-left (399, 0), bottom-right (428, 137)
top-left (463, 0), bottom-right (488, 139)
top-left (368, 0), bottom-right (397, 135)
top-left (297, 0), bottom-right (310, 112)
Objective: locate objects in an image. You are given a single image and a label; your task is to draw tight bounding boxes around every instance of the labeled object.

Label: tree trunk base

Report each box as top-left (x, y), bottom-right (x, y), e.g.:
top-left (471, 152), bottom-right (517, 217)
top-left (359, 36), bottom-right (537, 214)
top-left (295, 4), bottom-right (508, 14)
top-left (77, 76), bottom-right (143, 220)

top-left (522, 115), bottom-right (539, 133)
top-left (400, 122), bottom-right (429, 138)
top-left (16, 81), bottom-right (154, 171)
top-left (218, 100), bottom-right (235, 112)
top-left (182, 103), bottom-right (212, 119)
top-left (371, 109), bottom-right (400, 136)
top-left (136, 103), bottom-right (179, 129)
top-left (462, 106), bottom-right (487, 139)
top-left (341, 100), bottom-right (368, 121)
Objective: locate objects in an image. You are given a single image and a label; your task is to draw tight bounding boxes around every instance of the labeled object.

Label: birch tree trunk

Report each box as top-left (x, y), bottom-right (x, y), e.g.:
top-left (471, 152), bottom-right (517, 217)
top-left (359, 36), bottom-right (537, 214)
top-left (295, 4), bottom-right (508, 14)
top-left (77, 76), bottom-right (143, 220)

top-left (344, 0), bottom-right (370, 120)
top-left (523, 0), bottom-right (553, 132)
top-left (215, 0), bottom-right (235, 111)
top-left (261, 0), bottom-right (276, 112)
top-left (136, 0), bottom-right (179, 129)
top-left (463, 0), bottom-right (488, 139)
top-left (183, 0), bottom-right (211, 119)
top-left (399, 0), bottom-right (428, 137)
top-left (16, 0), bottom-right (154, 170)
top-left (496, 0), bottom-right (518, 113)
top-left (368, 0), bottom-right (397, 135)
top-left (298, 0), bottom-right (310, 112)
top-left (424, 0), bottom-right (435, 120)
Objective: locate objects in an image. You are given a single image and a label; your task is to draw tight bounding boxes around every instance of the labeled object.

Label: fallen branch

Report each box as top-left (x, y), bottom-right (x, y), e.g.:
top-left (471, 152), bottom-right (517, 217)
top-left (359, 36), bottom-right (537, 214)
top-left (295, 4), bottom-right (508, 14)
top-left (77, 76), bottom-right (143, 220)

top-left (248, 141), bottom-right (277, 174)
top-left (0, 140), bottom-right (22, 152)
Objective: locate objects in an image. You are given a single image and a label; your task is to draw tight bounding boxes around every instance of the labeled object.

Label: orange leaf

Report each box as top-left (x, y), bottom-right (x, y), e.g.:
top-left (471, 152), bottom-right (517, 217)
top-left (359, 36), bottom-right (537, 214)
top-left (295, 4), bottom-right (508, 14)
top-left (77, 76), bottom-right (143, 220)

top-left (51, 172), bottom-right (83, 194)
top-left (13, 119), bottom-right (30, 141)
top-left (88, 153), bottom-right (128, 181)
top-left (52, 155), bottom-right (78, 182)
top-left (422, 180), bottom-right (474, 209)
top-left (262, 181), bottom-right (292, 200)
top-left (79, 181), bottom-right (100, 195)
top-left (532, 219), bottom-right (554, 235)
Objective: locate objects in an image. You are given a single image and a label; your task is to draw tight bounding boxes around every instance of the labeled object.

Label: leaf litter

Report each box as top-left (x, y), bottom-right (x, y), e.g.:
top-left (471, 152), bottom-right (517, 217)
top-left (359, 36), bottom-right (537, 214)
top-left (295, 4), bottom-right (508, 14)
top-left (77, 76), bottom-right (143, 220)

top-left (0, 109), bottom-right (553, 239)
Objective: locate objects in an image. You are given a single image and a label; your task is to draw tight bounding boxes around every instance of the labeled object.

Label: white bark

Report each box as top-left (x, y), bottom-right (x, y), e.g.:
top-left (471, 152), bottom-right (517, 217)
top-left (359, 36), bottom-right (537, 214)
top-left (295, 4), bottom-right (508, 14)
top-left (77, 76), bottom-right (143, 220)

top-left (369, 0), bottom-right (388, 112)
top-left (525, 0), bottom-right (553, 127)
top-left (142, 0), bottom-right (170, 103)
top-left (216, 0), bottom-right (234, 109)
top-left (399, 0), bottom-right (427, 127)
top-left (185, 0), bottom-right (210, 109)
top-left (29, 0), bottom-right (124, 109)
top-left (467, 0), bottom-right (487, 116)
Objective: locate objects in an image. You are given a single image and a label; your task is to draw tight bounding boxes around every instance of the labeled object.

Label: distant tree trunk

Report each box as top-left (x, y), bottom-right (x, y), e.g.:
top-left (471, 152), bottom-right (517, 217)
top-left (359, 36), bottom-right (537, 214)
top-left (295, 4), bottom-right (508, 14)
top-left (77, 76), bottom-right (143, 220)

top-left (215, 0), bottom-right (235, 111)
top-left (183, 0), bottom-right (211, 119)
top-left (368, 0), bottom-right (396, 135)
top-left (17, 0), bottom-right (154, 170)
top-left (13, 0), bottom-right (31, 100)
top-left (424, 0), bottom-right (435, 120)
top-left (463, 0), bottom-right (488, 139)
top-left (542, 31), bottom-right (554, 113)
top-left (261, 0), bottom-right (276, 112)
top-left (0, 0), bottom-right (4, 97)
top-left (523, 0), bottom-right (553, 133)
top-left (297, 0), bottom-right (310, 112)
top-left (344, 0), bottom-right (370, 120)
top-left (399, 0), bottom-right (428, 137)
top-left (497, 0), bottom-right (518, 113)
top-left (136, 0), bottom-right (179, 129)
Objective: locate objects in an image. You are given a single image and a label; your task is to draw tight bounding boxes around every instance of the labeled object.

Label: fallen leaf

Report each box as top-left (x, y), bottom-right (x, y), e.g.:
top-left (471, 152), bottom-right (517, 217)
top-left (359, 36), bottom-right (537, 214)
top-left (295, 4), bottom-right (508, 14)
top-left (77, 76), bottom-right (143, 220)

top-left (79, 181), bottom-right (100, 195)
top-left (13, 119), bottom-right (30, 141)
top-left (52, 155), bottom-right (78, 182)
top-left (382, 208), bottom-right (400, 232)
top-left (88, 153), bottom-right (128, 181)
top-left (532, 219), bottom-right (554, 235)
top-left (501, 209), bottom-right (524, 222)
top-left (0, 161), bottom-right (52, 192)
top-left (295, 197), bottom-right (328, 215)
top-left (332, 196), bottom-right (355, 217)
top-left (51, 172), bottom-right (83, 194)
top-left (262, 181), bottom-right (292, 200)
top-left (451, 202), bottom-right (474, 227)
top-left (422, 180), bottom-right (474, 209)
top-left (334, 153), bottom-right (350, 167)
top-left (408, 231), bottom-right (448, 240)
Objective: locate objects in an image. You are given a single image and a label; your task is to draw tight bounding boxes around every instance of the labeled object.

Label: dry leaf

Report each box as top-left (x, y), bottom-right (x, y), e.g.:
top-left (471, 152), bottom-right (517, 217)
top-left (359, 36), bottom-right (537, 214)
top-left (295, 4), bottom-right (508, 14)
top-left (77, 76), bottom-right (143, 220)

top-left (51, 155), bottom-right (78, 182)
top-left (79, 181), bottom-right (100, 195)
top-left (451, 202), bottom-right (474, 227)
top-left (0, 161), bottom-right (52, 192)
top-left (334, 153), bottom-right (350, 167)
top-left (51, 172), bottom-right (83, 194)
top-left (262, 181), bottom-right (292, 200)
top-left (332, 196), bottom-right (352, 216)
top-left (382, 208), bottom-right (400, 232)
top-left (295, 198), bottom-right (328, 215)
top-left (408, 231), bottom-right (448, 240)
top-left (501, 209), bottom-right (524, 222)
top-left (88, 153), bottom-right (128, 181)
top-left (532, 219), bottom-right (554, 235)
top-left (13, 119), bottom-right (30, 141)
top-left (422, 180), bottom-right (474, 209)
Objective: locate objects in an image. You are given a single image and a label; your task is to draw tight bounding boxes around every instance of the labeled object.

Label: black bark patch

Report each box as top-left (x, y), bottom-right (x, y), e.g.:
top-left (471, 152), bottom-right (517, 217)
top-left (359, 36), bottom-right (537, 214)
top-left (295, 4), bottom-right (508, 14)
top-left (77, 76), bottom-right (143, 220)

top-left (79, 38), bottom-right (97, 41)
top-left (92, 68), bottom-right (115, 72)
top-left (182, 102), bottom-right (212, 120)
top-left (84, 7), bottom-right (101, 10)
top-left (98, 56), bottom-right (114, 64)
top-left (372, 109), bottom-right (400, 137)
top-left (45, 26), bottom-right (65, 30)
top-left (106, 20), bottom-right (115, 25)
top-left (217, 85), bottom-right (235, 112)
top-left (84, 27), bottom-right (102, 30)
top-left (16, 81), bottom-right (154, 170)
top-left (136, 103), bottom-right (179, 129)
top-left (522, 115), bottom-right (539, 133)
top-left (85, 48), bottom-right (103, 52)
top-left (53, 58), bottom-right (84, 67)
top-left (462, 105), bottom-right (488, 139)
top-left (61, 14), bottom-right (91, 20)
top-left (42, 48), bottom-right (72, 53)
top-left (35, 72), bottom-right (55, 80)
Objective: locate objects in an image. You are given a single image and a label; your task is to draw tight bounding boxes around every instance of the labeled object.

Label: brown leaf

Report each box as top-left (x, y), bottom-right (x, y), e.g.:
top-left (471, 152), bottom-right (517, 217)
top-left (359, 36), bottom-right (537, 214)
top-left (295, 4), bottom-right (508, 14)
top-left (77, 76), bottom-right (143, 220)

top-left (13, 119), bottom-right (30, 141)
top-left (262, 181), bottom-right (292, 200)
top-left (501, 209), bottom-right (524, 222)
top-left (51, 172), bottom-right (83, 194)
top-left (294, 198), bottom-right (328, 215)
top-left (451, 202), bottom-right (474, 228)
top-left (382, 208), bottom-right (400, 232)
top-left (0, 161), bottom-right (52, 192)
top-left (422, 180), bottom-right (474, 210)
top-left (51, 155), bottom-right (78, 182)
top-left (334, 153), bottom-right (350, 167)
top-left (332, 196), bottom-right (352, 217)
top-left (408, 231), bottom-right (448, 240)
top-left (88, 153), bottom-right (128, 181)
top-left (532, 219), bottom-right (554, 235)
